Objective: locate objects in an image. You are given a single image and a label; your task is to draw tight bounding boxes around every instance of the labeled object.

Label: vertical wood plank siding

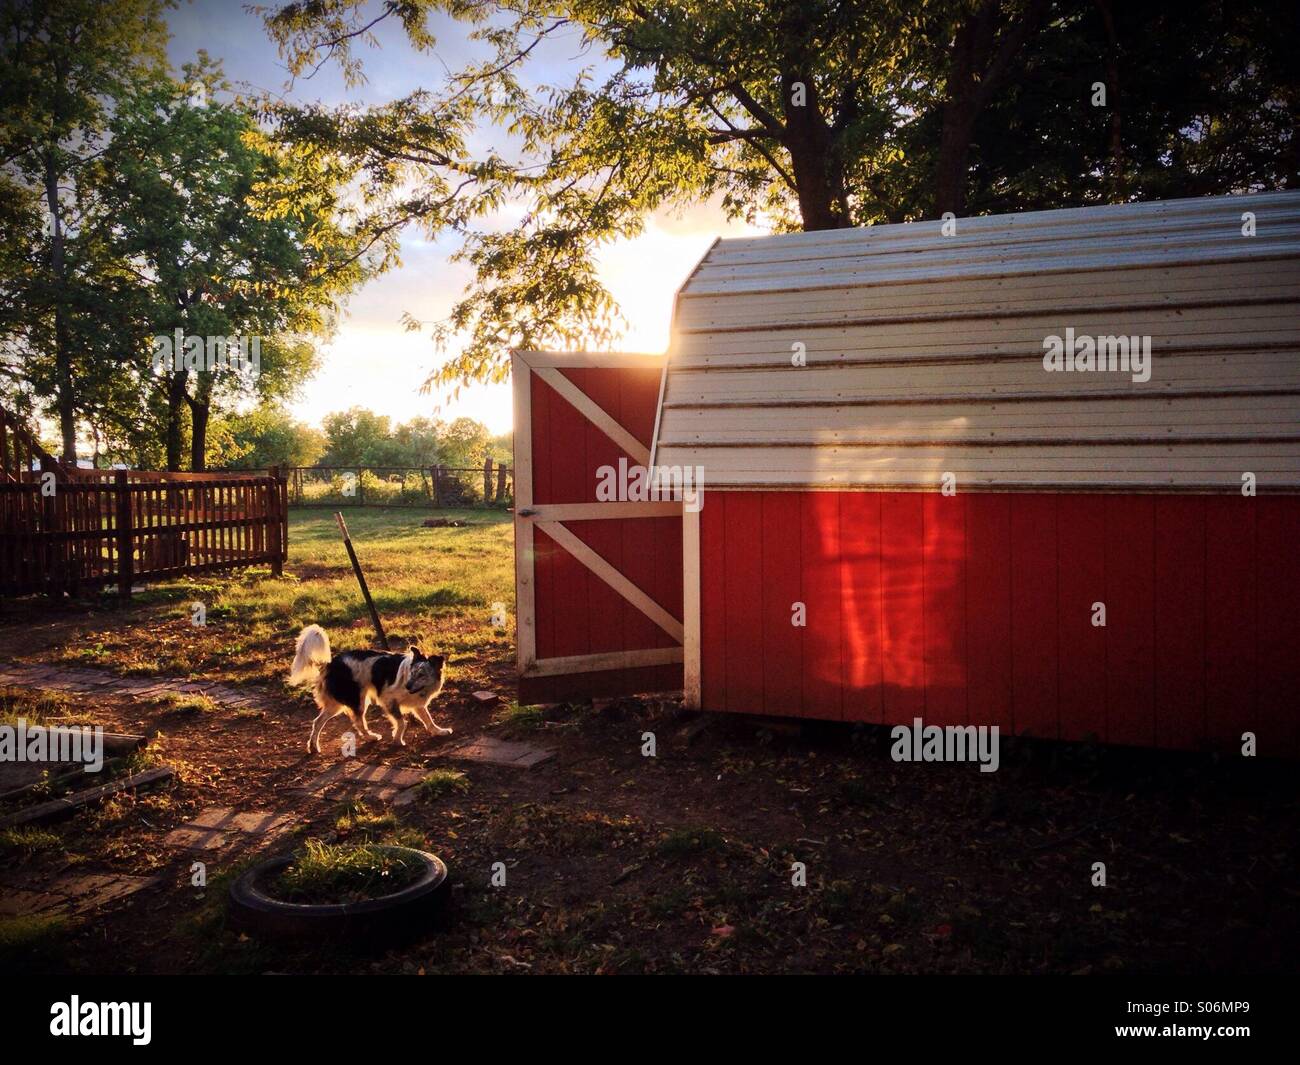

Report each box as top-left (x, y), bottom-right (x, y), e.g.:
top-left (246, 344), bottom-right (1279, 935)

top-left (698, 490), bottom-right (1300, 757)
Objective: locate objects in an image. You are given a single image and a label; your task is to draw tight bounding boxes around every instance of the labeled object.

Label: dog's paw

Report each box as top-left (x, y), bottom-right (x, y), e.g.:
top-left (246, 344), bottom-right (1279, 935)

top-left (436, 726), bottom-right (454, 736)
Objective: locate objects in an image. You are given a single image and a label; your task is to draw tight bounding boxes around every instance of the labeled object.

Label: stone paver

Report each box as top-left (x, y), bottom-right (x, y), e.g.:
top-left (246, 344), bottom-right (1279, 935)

top-left (189, 807), bottom-right (293, 834)
top-left (344, 763), bottom-right (425, 789)
top-left (161, 825), bottom-right (230, 851)
top-left (0, 871), bottom-right (160, 917)
top-left (293, 760), bottom-right (427, 801)
top-left (442, 735), bottom-right (554, 769)
top-left (163, 805), bottom-right (295, 852)
top-left (0, 661), bottom-right (274, 714)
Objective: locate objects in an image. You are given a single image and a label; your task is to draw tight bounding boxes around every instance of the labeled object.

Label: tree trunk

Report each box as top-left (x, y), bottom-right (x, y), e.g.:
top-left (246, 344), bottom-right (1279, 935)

top-left (187, 398), bottom-right (210, 471)
top-left (934, 105), bottom-right (976, 217)
top-left (780, 72), bottom-right (850, 231)
top-left (186, 368), bottom-right (215, 471)
top-left (933, 0), bottom-right (1048, 217)
top-left (1094, 0), bottom-right (1124, 202)
top-left (165, 371), bottom-right (187, 471)
top-left (44, 159), bottom-right (76, 463)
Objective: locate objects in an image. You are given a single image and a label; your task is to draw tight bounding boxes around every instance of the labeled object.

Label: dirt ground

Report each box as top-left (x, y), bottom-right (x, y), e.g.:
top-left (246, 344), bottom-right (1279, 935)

top-left (1, 513), bottom-right (1297, 975)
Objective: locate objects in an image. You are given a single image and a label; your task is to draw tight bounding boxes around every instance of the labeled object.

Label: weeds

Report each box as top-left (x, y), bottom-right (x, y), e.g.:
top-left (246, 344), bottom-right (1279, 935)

top-left (416, 768), bottom-right (470, 801)
top-left (271, 840), bottom-right (423, 905)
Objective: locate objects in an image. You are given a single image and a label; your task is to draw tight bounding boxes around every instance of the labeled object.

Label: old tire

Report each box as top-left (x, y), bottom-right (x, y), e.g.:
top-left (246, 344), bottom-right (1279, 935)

top-left (228, 846), bottom-right (449, 943)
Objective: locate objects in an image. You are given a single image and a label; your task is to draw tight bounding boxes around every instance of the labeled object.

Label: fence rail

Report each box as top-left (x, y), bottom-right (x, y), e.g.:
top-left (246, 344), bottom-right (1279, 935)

top-left (0, 468), bottom-right (287, 597)
top-left (286, 461), bottom-right (512, 508)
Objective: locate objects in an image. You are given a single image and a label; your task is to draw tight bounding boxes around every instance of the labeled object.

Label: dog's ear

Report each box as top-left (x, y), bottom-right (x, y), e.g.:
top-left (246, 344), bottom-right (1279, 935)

top-left (430, 654), bottom-right (445, 669)
top-left (408, 644), bottom-right (423, 658)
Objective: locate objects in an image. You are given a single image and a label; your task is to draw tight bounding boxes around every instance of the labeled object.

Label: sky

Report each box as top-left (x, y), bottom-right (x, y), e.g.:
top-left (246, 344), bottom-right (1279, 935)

top-left (166, 0), bottom-right (759, 434)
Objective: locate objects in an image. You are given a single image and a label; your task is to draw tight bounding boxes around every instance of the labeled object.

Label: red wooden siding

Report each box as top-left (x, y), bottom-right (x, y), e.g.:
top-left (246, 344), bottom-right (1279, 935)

top-left (698, 491), bottom-right (1300, 757)
top-left (520, 364), bottom-right (682, 703)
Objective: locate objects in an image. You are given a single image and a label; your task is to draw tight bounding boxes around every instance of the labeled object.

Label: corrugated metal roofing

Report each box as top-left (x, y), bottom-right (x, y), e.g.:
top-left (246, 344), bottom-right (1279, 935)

top-left (652, 191), bottom-right (1300, 490)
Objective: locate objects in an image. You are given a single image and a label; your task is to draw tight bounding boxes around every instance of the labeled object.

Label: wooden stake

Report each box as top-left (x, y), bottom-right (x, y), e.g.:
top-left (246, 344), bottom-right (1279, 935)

top-left (334, 511), bottom-right (388, 648)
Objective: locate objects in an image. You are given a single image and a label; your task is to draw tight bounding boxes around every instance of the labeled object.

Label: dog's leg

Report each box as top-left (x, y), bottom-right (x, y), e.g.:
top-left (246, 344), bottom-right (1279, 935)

top-left (395, 713), bottom-right (409, 746)
top-left (381, 701), bottom-right (402, 742)
top-left (414, 703), bottom-right (453, 737)
top-left (308, 704), bottom-right (344, 754)
top-left (356, 696), bottom-right (383, 741)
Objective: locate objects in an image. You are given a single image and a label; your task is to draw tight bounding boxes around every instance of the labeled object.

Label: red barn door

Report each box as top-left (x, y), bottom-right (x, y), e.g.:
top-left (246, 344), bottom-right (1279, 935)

top-left (512, 351), bottom-right (684, 703)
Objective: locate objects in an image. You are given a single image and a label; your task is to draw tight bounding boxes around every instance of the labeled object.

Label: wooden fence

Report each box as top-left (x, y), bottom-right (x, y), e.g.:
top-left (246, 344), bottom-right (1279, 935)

top-left (0, 467), bottom-right (288, 597)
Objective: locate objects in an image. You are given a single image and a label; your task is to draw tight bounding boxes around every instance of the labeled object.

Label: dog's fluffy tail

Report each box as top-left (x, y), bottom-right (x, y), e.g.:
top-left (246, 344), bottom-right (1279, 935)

top-left (289, 624), bottom-right (331, 685)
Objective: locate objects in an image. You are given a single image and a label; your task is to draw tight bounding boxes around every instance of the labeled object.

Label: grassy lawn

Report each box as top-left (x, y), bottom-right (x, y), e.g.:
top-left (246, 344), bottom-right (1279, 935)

top-left (0, 506), bottom-right (514, 692)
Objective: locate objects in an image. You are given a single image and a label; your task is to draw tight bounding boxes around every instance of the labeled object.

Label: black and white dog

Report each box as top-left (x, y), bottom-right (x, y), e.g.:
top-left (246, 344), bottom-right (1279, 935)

top-left (289, 624), bottom-right (452, 754)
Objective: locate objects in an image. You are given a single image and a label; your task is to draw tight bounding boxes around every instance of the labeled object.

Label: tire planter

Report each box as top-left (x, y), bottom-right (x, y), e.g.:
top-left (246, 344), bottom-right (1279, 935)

top-left (229, 846), bottom-right (449, 943)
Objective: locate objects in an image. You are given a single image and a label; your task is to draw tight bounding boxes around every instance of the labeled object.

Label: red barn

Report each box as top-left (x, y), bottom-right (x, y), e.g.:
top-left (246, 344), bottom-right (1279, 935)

top-left (514, 191), bottom-right (1300, 756)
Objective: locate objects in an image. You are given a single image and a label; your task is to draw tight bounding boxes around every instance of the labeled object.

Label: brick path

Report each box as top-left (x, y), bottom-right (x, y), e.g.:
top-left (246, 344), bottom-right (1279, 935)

top-left (162, 807), bottom-right (297, 852)
top-left (0, 660), bottom-right (277, 714)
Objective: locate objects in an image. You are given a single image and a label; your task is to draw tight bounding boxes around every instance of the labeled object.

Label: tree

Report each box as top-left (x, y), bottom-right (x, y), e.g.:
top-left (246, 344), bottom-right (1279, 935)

top-left (260, 0), bottom-right (1299, 390)
top-left (0, 0), bottom-right (170, 460)
top-left (318, 407), bottom-right (493, 469)
top-left (319, 407), bottom-right (394, 467)
top-left (216, 404), bottom-right (325, 469)
top-left (391, 416), bottom-right (441, 467)
top-left (93, 61), bottom-right (362, 469)
top-left (436, 416), bottom-right (490, 470)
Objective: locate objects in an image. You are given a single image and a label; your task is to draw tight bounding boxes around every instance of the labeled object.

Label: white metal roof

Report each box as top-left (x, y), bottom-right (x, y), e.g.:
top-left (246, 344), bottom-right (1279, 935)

top-left (651, 190), bottom-right (1300, 491)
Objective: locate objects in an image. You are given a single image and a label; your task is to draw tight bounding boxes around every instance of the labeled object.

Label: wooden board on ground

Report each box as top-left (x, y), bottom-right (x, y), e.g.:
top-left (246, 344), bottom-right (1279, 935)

top-left (0, 766), bottom-right (174, 828)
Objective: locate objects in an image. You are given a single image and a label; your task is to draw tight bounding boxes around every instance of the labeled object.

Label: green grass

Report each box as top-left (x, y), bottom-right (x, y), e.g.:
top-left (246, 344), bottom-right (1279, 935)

top-left (657, 826), bottom-right (727, 857)
top-left (334, 798), bottom-right (400, 837)
top-left (416, 768), bottom-right (470, 801)
top-left (0, 826), bottom-right (62, 858)
top-left (0, 689), bottom-right (82, 728)
top-left (495, 701), bottom-right (546, 731)
top-left (0, 913), bottom-right (70, 966)
top-left (332, 799), bottom-right (426, 849)
top-left (36, 507), bottom-right (515, 688)
top-left (270, 840), bottom-right (423, 905)
top-left (149, 692), bottom-right (220, 715)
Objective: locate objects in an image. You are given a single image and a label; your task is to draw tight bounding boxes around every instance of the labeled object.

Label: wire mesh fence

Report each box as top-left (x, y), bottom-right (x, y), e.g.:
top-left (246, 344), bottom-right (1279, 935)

top-left (285, 462), bottom-right (512, 509)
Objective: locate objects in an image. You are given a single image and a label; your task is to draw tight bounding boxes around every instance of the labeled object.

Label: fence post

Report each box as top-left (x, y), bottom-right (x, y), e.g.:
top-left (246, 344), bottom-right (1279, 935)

top-left (115, 469), bottom-right (132, 597)
top-left (39, 456), bottom-right (60, 596)
top-left (433, 464), bottom-right (442, 508)
top-left (495, 462), bottom-right (508, 506)
top-left (270, 465), bottom-right (285, 576)
top-left (483, 456), bottom-right (493, 504)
